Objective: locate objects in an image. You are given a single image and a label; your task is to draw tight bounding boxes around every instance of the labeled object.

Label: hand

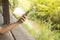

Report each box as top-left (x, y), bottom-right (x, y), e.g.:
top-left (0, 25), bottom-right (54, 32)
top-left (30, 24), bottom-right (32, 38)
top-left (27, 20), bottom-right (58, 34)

top-left (17, 14), bottom-right (26, 24)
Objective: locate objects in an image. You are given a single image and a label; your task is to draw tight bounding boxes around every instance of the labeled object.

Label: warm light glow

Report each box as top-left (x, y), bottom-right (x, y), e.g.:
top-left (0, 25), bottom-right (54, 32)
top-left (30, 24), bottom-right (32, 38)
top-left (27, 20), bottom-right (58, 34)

top-left (13, 7), bottom-right (25, 17)
top-left (18, 0), bottom-right (31, 11)
top-left (24, 20), bottom-right (33, 29)
top-left (57, 7), bottom-right (60, 9)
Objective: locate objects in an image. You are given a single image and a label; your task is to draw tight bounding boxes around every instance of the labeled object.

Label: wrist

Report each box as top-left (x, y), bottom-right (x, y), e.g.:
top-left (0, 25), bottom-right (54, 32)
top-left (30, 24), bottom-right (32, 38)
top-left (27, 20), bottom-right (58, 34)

top-left (15, 22), bottom-right (20, 25)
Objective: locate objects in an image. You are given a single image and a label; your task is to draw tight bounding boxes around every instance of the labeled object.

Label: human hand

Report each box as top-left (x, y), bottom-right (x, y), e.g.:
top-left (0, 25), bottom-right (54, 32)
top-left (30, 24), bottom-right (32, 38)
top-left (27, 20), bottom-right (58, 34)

top-left (17, 14), bottom-right (27, 24)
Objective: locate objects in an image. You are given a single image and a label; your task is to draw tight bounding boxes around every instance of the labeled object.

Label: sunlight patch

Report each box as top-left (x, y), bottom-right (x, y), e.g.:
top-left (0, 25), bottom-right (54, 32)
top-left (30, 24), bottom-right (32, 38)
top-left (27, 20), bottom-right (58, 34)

top-left (13, 7), bottom-right (25, 17)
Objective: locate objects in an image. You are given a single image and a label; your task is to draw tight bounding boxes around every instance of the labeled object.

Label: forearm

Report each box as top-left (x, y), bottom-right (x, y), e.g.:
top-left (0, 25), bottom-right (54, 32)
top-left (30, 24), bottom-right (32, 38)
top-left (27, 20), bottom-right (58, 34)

top-left (0, 14), bottom-right (26, 34)
top-left (0, 22), bottom-right (19, 34)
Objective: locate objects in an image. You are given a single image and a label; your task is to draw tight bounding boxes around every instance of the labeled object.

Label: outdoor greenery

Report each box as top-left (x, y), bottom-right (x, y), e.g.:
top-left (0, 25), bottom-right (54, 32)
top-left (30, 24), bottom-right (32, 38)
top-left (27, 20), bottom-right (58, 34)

top-left (9, 0), bottom-right (60, 40)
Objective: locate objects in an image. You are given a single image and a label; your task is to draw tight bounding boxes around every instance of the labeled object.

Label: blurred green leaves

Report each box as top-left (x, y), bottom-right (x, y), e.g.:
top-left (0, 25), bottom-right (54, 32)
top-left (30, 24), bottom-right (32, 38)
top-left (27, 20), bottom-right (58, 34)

top-left (9, 0), bottom-right (60, 40)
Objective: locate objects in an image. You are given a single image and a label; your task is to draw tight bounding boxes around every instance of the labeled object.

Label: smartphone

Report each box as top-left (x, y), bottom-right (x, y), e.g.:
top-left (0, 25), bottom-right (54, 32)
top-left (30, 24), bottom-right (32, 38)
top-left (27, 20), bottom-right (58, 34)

top-left (22, 8), bottom-right (32, 17)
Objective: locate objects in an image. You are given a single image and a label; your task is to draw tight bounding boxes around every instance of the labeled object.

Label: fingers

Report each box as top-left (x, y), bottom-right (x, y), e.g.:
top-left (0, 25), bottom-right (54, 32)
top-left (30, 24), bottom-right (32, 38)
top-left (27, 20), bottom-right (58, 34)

top-left (22, 13), bottom-right (28, 18)
top-left (20, 17), bottom-right (25, 22)
top-left (18, 18), bottom-right (24, 24)
top-left (21, 14), bottom-right (26, 21)
top-left (18, 14), bottom-right (26, 24)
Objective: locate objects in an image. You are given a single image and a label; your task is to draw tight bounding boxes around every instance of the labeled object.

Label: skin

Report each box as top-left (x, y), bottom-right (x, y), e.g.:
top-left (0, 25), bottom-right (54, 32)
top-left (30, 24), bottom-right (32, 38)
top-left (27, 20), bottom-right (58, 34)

top-left (0, 14), bottom-right (26, 34)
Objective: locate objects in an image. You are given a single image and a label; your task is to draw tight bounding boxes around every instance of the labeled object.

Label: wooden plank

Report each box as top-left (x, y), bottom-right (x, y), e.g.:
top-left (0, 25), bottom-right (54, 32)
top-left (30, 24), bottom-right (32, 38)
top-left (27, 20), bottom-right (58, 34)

top-left (0, 13), bottom-right (14, 40)
top-left (0, 13), bottom-right (3, 25)
top-left (0, 31), bottom-right (14, 40)
top-left (11, 25), bottom-right (35, 40)
top-left (2, 0), bottom-right (10, 25)
top-left (10, 13), bottom-right (35, 40)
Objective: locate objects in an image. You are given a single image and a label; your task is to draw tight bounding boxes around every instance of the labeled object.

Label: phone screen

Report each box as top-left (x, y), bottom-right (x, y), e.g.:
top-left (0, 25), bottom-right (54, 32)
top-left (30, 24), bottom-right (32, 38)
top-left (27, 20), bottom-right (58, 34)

top-left (13, 8), bottom-right (25, 18)
top-left (13, 7), bottom-right (32, 19)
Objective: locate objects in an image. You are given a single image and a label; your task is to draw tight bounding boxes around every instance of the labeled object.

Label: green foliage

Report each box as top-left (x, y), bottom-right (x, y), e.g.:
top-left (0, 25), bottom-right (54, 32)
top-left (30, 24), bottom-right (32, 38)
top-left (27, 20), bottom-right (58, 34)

top-left (9, 0), bottom-right (31, 13)
top-left (27, 0), bottom-right (60, 39)
top-left (22, 21), bottom-right (60, 40)
top-left (27, 0), bottom-right (60, 27)
top-left (28, 0), bottom-right (60, 21)
top-left (9, 0), bottom-right (19, 13)
top-left (9, 0), bottom-right (60, 40)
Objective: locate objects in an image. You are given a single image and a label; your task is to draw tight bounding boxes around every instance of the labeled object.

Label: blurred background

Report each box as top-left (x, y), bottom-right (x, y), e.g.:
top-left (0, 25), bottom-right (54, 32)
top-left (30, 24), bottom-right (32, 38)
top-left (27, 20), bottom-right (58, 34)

top-left (0, 0), bottom-right (60, 40)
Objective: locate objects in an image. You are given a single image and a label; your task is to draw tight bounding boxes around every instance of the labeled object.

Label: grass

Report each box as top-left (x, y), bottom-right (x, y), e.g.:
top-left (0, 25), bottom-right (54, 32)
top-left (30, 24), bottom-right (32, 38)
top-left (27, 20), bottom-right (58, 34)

top-left (22, 20), bottom-right (59, 40)
top-left (22, 23), bottom-right (31, 32)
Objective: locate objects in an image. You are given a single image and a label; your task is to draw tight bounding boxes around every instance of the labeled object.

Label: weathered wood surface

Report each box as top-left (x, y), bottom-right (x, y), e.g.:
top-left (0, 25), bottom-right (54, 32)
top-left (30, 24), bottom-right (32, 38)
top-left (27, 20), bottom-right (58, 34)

top-left (10, 13), bottom-right (35, 40)
top-left (0, 9), bottom-right (35, 40)
top-left (11, 25), bottom-right (34, 40)
top-left (0, 13), bottom-right (14, 40)
top-left (0, 31), bottom-right (14, 40)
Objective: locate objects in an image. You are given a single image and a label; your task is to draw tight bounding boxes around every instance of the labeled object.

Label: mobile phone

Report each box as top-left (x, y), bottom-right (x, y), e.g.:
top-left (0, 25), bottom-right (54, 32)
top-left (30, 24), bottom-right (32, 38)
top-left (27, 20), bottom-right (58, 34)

top-left (24, 8), bottom-right (32, 16)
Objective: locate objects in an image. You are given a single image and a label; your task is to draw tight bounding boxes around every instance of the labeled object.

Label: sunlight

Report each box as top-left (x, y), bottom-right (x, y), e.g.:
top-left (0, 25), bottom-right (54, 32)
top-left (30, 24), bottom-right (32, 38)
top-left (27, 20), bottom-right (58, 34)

top-left (13, 7), bottom-right (25, 17)
top-left (24, 20), bottom-right (33, 29)
top-left (18, 0), bottom-right (31, 11)
top-left (8, 0), bottom-right (60, 40)
top-left (57, 7), bottom-right (60, 9)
